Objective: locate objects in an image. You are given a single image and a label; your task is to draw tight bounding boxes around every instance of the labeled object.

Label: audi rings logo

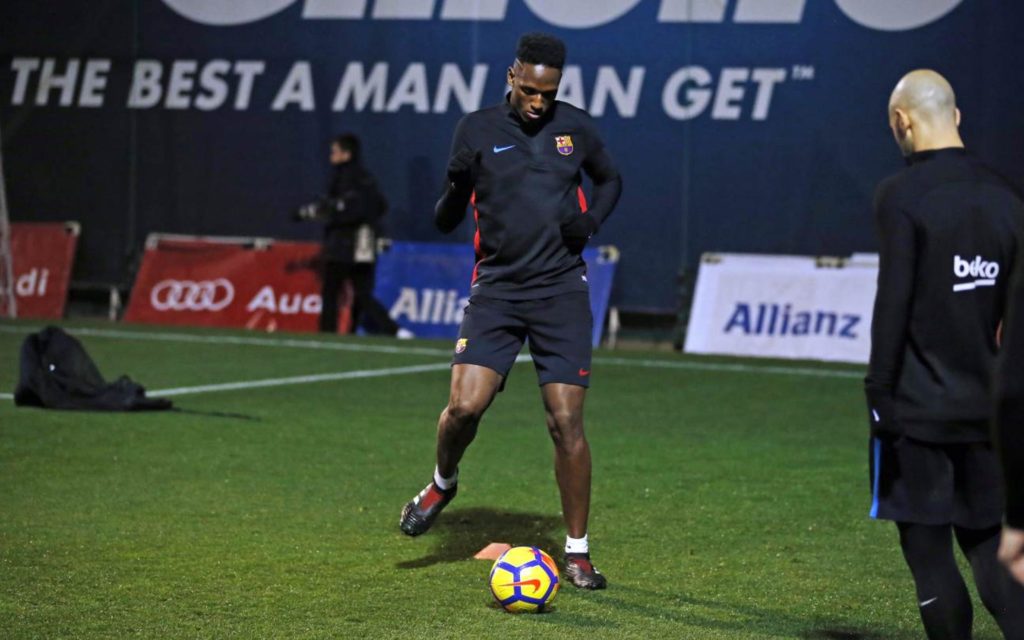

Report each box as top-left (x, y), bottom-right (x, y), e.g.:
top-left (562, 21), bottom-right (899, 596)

top-left (150, 278), bottom-right (235, 312)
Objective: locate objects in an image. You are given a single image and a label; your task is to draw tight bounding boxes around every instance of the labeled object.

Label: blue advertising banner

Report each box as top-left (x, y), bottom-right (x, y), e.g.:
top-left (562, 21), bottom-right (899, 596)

top-left (375, 241), bottom-right (617, 346)
top-left (2, 1), bottom-right (1022, 312)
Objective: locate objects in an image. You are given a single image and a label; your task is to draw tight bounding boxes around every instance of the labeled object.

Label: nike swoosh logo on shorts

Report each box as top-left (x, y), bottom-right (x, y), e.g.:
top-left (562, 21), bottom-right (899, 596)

top-left (919, 597), bottom-right (938, 607)
top-left (493, 145), bottom-right (515, 153)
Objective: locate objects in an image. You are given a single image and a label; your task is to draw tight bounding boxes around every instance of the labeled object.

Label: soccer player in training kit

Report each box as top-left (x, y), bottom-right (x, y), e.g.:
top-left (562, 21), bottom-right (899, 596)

top-left (994, 225), bottom-right (1024, 587)
top-left (398, 33), bottom-right (622, 590)
top-left (865, 70), bottom-right (1024, 639)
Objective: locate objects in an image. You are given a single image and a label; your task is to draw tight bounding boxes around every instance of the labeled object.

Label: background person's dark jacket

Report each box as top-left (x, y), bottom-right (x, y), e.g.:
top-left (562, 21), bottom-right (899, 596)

top-left (322, 162), bottom-right (388, 263)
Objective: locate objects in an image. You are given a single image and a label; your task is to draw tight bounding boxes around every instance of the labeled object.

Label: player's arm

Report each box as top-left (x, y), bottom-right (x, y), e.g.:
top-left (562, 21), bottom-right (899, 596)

top-left (563, 125), bottom-right (622, 244)
top-left (998, 528), bottom-right (1024, 585)
top-left (581, 147), bottom-right (622, 227)
top-left (435, 118), bottom-right (478, 234)
top-left (864, 184), bottom-right (915, 438)
top-left (994, 234), bottom-right (1024, 580)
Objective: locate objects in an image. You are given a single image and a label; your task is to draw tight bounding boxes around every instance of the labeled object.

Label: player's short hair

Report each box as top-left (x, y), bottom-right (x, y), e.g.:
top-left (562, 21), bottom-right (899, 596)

top-left (333, 133), bottom-right (361, 162)
top-left (516, 32), bottom-right (566, 70)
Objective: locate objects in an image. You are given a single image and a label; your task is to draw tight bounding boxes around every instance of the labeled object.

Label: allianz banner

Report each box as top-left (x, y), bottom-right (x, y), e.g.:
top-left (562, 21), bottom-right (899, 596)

top-left (684, 253), bottom-right (877, 364)
top-left (2, 2), bottom-right (1022, 312)
top-left (376, 242), bottom-right (617, 345)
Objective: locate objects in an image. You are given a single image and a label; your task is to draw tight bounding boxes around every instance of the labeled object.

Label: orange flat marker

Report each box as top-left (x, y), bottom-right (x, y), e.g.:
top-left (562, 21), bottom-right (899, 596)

top-left (474, 542), bottom-right (512, 560)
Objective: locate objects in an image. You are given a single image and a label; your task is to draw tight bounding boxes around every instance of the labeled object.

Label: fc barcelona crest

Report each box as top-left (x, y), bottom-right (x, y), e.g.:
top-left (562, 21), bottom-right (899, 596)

top-left (555, 135), bottom-right (574, 156)
top-left (455, 338), bottom-right (468, 354)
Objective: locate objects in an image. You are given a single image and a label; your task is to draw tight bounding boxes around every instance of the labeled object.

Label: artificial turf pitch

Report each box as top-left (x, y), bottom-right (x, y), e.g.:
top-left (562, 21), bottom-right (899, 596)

top-left (0, 320), bottom-right (1004, 639)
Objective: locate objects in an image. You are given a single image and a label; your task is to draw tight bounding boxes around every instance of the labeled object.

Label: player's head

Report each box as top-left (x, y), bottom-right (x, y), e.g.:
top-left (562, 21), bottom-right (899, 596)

top-left (330, 133), bottom-right (361, 165)
top-left (507, 32), bottom-right (566, 126)
top-left (887, 70), bottom-right (963, 157)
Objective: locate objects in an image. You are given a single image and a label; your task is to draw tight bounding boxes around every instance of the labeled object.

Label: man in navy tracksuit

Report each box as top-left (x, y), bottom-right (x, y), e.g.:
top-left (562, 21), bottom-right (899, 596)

top-left (865, 69), bottom-right (1024, 639)
top-left (399, 33), bottom-right (622, 589)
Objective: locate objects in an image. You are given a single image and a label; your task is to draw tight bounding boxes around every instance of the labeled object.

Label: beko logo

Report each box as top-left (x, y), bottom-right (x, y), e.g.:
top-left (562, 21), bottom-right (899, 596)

top-left (953, 255), bottom-right (999, 292)
top-left (161, 0), bottom-right (963, 31)
top-left (150, 278), bottom-right (235, 311)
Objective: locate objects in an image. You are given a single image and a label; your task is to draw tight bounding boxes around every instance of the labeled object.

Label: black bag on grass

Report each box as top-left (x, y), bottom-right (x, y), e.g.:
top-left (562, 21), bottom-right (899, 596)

top-left (13, 326), bottom-right (172, 411)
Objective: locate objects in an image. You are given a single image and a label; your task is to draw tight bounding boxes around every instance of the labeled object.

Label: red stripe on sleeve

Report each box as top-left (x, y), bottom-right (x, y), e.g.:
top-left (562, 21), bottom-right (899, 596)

top-left (577, 186), bottom-right (588, 213)
top-left (471, 191), bottom-right (484, 283)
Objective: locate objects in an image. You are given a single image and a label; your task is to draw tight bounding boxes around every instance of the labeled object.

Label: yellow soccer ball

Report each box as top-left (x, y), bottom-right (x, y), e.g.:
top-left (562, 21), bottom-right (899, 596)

top-left (488, 546), bottom-right (560, 613)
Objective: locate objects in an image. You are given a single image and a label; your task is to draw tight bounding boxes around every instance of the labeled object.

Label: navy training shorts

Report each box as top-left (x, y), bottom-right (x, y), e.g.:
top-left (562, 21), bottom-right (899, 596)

top-left (451, 293), bottom-right (593, 388)
top-left (868, 435), bottom-right (1004, 528)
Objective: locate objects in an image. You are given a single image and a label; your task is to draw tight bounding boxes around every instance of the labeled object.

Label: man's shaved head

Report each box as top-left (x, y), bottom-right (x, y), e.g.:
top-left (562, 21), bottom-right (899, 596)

top-left (890, 69), bottom-right (957, 125)
top-left (887, 70), bottom-right (963, 156)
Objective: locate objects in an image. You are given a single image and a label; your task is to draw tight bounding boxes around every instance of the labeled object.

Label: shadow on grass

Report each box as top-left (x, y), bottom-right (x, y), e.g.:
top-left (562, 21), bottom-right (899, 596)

top-left (394, 514), bottom-right (909, 638)
top-left (171, 407), bottom-right (261, 421)
top-left (396, 507), bottom-right (562, 569)
top-left (799, 631), bottom-right (884, 640)
top-left (484, 599), bottom-right (559, 615)
top-left (573, 585), bottom-right (904, 639)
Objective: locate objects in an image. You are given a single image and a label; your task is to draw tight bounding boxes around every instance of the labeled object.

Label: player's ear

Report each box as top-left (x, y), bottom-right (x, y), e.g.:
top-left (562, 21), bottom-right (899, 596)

top-left (506, 66), bottom-right (515, 88)
top-left (893, 108), bottom-right (911, 135)
top-left (954, 107), bottom-right (961, 128)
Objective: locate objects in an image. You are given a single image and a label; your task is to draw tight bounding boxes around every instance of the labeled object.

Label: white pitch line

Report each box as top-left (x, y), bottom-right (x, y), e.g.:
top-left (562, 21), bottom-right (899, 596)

top-left (0, 324), bottom-right (863, 382)
top-left (591, 356), bottom-right (863, 379)
top-left (150, 362), bottom-right (453, 397)
top-left (0, 325), bottom-right (451, 357)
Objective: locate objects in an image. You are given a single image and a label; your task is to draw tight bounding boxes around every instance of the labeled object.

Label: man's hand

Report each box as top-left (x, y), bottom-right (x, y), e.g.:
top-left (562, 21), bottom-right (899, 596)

top-left (560, 214), bottom-right (599, 254)
top-left (293, 201), bottom-right (321, 221)
top-left (865, 389), bottom-right (902, 439)
top-left (447, 149), bottom-right (479, 191)
top-left (998, 526), bottom-right (1024, 585)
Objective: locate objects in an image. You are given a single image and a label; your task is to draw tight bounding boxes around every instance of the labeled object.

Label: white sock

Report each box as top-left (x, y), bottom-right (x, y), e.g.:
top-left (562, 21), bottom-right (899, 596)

top-left (565, 534), bottom-right (589, 555)
top-left (433, 466), bottom-right (457, 490)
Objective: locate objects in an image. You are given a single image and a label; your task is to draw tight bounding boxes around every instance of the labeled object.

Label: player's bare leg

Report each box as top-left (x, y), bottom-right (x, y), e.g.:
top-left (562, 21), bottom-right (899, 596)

top-left (400, 364), bottom-right (502, 536)
top-left (542, 383), bottom-right (591, 536)
top-left (541, 382), bottom-right (606, 589)
top-left (435, 364), bottom-right (502, 478)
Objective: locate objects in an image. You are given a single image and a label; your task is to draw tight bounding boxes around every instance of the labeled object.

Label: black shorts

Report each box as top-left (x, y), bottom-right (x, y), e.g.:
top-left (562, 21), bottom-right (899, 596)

top-left (868, 436), bottom-right (1004, 527)
top-left (451, 293), bottom-right (593, 388)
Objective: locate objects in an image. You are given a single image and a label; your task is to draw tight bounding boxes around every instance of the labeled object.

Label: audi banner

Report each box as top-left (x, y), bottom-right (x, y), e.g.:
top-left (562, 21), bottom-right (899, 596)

top-left (124, 235), bottom-right (340, 333)
top-left (125, 234), bottom-right (618, 341)
top-left (10, 222), bottom-right (79, 319)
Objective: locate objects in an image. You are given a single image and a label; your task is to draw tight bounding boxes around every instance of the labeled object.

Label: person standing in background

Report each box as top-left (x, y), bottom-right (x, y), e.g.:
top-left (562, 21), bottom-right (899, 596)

top-left (296, 134), bottom-right (412, 338)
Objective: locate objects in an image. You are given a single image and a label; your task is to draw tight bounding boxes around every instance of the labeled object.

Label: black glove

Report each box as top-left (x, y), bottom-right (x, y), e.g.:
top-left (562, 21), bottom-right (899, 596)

top-left (560, 214), bottom-right (599, 254)
top-left (865, 388), bottom-right (901, 439)
top-left (292, 198), bottom-right (346, 222)
top-left (447, 149), bottom-right (479, 191)
top-left (292, 201), bottom-right (322, 221)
